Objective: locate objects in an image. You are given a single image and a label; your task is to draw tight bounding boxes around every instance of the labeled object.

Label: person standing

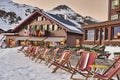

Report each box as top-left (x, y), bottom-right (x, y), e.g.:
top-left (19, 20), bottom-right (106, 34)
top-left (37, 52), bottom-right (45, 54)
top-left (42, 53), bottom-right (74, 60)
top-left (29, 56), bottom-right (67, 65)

top-left (1, 40), bottom-right (7, 49)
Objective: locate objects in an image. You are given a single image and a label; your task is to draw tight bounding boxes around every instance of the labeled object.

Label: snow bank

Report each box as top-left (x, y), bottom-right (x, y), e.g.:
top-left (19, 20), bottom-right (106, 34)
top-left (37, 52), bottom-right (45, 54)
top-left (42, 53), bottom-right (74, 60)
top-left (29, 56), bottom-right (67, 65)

top-left (105, 46), bottom-right (120, 60)
top-left (0, 47), bottom-right (72, 80)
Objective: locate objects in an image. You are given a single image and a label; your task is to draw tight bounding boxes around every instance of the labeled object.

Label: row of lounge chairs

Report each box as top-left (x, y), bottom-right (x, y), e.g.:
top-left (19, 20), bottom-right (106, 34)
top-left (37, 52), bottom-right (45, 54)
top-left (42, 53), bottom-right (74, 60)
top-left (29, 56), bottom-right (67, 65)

top-left (18, 46), bottom-right (120, 80)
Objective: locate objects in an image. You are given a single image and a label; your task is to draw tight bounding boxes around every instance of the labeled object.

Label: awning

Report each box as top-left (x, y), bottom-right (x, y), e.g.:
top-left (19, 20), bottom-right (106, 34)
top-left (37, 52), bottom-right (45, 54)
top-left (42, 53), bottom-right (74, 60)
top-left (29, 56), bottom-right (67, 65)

top-left (44, 37), bottom-right (65, 42)
top-left (29, 37), bottom-right (45, 41)
top-left (15, 37), bottom-right (28, 40)
top-left (15, 37), bottom-right (45, 41)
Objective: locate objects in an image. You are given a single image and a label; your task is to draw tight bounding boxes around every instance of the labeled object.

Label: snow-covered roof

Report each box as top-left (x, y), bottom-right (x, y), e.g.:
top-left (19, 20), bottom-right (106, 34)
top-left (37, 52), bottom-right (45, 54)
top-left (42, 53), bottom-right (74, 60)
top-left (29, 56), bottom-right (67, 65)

top-left (0, 34), bottom-right (6, 42)
top-left (43, 12), bottom-right (83, 34)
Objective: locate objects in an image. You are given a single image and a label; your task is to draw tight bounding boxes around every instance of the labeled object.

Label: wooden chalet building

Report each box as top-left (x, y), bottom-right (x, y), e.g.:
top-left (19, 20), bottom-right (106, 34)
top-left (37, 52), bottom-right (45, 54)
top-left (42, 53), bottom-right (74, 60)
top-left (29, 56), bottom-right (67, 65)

top-left (83, 0), bottom-right (120, 46)
top-left (6, 10), bottom-right (83, 47)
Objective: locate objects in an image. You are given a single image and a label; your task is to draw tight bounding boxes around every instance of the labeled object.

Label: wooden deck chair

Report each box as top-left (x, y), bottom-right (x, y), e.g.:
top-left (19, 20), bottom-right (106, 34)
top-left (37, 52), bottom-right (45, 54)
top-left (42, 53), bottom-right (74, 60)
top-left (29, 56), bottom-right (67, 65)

top-left (45, 48), bottom-right (59, 65)
top-left (18, 45), bottom-right (25, 52)
top-left (93, 57), bottom-right (120, 80)
top-left (24, 46), bottom-right (34, 57)
top-left (70, 51), bottom-right (97, 80)
top-left (34, 48), bottom-right (45, 62)
top-left (30, 46), bottom-right (40, 60)
top-left (35, 48), bottom-right (50, 63)
top-left (22, 45), bottom-right (32, 53)
top-left (39, 48), bottom-right (51, 63)
top-left (27, 46), bottom-right (37, 57)
top-left (49, 50), bottom-right (73, 73)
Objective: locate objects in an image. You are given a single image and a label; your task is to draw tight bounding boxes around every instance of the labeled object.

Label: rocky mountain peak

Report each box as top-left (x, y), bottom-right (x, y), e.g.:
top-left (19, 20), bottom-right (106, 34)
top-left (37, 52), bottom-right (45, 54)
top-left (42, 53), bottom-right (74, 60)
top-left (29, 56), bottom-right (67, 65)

top-left (53, 5), bottom-right (72, 11)
top-left (48, 5), bottom-right (99, 26)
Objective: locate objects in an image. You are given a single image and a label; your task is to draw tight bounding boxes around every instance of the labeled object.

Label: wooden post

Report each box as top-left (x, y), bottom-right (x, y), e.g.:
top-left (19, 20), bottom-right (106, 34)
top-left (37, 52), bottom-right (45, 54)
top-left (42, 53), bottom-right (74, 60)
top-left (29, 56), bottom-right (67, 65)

top-left (108, 27), bottom-right (112, 41)
top-left (99, 28), bottom-right (102, 45)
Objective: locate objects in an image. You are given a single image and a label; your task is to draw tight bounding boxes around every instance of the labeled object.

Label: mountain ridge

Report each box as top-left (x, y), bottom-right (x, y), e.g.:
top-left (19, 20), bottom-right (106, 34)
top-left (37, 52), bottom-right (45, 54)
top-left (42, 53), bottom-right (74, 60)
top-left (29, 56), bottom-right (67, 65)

top-left (47, 5), bottom-right (99, 26)
top-left (0, 0), bottom-right (38, 31)
top-left (0, 1), bottom-right (98, 32)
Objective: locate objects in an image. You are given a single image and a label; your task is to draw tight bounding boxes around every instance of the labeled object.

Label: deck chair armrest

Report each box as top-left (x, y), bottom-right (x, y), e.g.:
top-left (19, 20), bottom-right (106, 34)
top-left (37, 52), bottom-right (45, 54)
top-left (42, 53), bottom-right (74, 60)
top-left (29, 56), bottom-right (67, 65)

top-left (103, 57), bottom-right (120, 74)
top-left (56, 59), bottom-right (65, 61)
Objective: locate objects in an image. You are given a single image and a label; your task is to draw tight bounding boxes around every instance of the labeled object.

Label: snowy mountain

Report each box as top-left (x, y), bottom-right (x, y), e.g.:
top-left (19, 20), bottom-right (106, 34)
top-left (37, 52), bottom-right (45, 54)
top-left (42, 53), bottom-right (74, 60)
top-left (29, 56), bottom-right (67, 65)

top-left (0, 1), bottom-right (98, 32)
top-left (0, 0), bottom-right (38, 31)
top-left (47, 5), bottom-right (99, 26)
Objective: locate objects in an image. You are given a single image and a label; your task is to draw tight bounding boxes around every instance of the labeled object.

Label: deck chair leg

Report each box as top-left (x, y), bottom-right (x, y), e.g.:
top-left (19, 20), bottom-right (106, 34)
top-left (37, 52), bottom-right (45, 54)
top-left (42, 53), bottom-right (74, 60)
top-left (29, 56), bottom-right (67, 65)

top-left (25, 52), bottom-right (29, 56)
top-left (70, 70), bottom-right (76, 79)
top-left (45, 58), bottom-right (51, 65)
top-left (31, 57), bottom-right (35, 61)
top-left (68, 61), bottom-right (73, 71)
top-left (45, 61), bottom-right (49, 65)
top-left (35, 58), bottom-right (39, 63)
top-left (48, 63), bottom-right (53, 68)
top-left (52, 65), bottom-right (60, 73)
top-left (45, 62), bottom-right (48, 65)
top-left (65, 62), bottom-right (73, 73)
top-left (39, 59), bottom-right (42, 63)
top-left (117, 74), bottom-right (120, 80)
top-left (34, 54), bottom-right (41, 63)
top-left (85, 72), bottom-right (91, 80)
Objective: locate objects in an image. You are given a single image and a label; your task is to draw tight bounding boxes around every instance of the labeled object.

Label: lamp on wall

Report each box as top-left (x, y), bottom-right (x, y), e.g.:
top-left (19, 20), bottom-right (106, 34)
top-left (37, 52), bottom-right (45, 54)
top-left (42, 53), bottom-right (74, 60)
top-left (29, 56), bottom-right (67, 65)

top-left (114, 32), bottom-right (120, 39)
top-left (114, 35), bottom-right (118, 39)
top-left (117, 32), bottom-right (120, 36)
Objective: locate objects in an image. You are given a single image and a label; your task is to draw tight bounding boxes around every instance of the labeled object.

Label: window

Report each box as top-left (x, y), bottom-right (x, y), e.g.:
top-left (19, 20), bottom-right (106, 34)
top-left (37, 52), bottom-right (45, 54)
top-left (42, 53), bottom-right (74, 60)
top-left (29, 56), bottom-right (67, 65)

top-left (96, 28), bottom-right (105, 40)
top-left (112, 27), bottom-right (120, 39)
top-left (34, 25), bottom-right (37, 30)
top-left (111, 0), bottom-right (119, 9)
top-left (52, 25), bottom-right (54, 31)
top-left (105, 28), bottom-right (108, 40)
top-left (43, 25), bottom-right (47, 30)
top-left (111, 14), bottom-right (119, 20)
top-left (36, 25), bottom-right (40, 30)
top-left (47, 25), bottom-right (49, 30)
top-left (54, 25), bottom-right (58, 31)
top-left (87, 30), bottom-right (95, 40)
top-left (76, 39), bottom-right (80, 47)
top-left (114, 0), bottom-right (119, 5)
top-left (41, 25), bottom-right (43, 30)
top-left (38, 16), bottom-right (46, 21)
top-left (38, 16), bottom-right (41, 21)
top-left (112, 0), bottom-right (115, 9)
top-left (102, 28), bottom-right (105, 40)
top-left (27, 25), bottom-right (30, 30)
top-left (42, 17), bottom-right (46, 21)
top-left (96, 29), bottom-right (100, 40)
top-left (49, 25), bottom-right (53, 31)
top-left (41, 17), bottom-right (44, 21)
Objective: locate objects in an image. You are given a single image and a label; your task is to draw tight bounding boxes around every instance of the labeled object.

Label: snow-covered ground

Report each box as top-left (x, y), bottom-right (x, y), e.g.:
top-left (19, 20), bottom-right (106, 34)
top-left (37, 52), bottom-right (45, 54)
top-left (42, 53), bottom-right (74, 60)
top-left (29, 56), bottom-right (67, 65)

top-left (0, 47), bottom-right (119, 80)
top-left (0, 47), bottom-right (72, 80)
top-left (105, 46), bottom-right (120, 60)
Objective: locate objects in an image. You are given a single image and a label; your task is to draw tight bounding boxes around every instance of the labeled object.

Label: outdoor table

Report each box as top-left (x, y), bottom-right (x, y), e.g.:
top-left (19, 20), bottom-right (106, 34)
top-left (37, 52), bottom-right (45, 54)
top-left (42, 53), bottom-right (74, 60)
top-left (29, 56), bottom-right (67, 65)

top-left (89, 64), bottom-right (108, 80)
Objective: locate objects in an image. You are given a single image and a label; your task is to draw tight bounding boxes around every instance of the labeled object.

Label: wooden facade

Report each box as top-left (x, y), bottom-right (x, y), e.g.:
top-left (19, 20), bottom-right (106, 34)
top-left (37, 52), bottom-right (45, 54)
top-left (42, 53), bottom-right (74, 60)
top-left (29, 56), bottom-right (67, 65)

top-left (7, 10), bottom-right (83, 47)
top-left (108, 0), bottom-right (120, 20)
top-left (83, 20), bottom-right (120, 45)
